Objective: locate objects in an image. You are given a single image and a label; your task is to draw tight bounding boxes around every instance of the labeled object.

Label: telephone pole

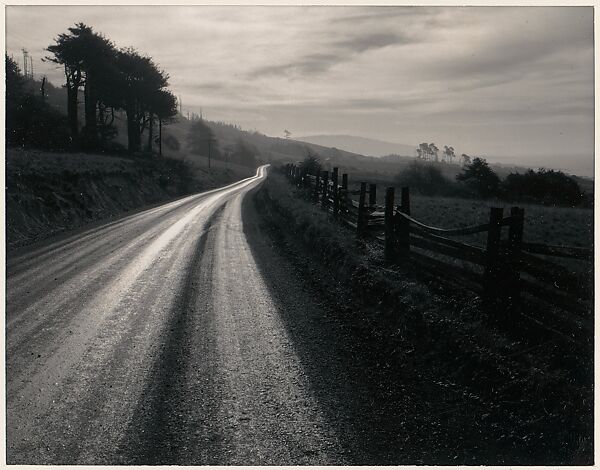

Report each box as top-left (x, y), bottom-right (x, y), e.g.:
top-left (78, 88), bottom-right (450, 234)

top-left (22, 48), bottom-right (28, 77)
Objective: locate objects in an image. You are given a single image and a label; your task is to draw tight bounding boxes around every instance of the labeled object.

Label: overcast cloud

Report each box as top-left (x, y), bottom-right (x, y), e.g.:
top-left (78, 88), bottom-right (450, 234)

top-left (6, 6), bottom-right (594, 174)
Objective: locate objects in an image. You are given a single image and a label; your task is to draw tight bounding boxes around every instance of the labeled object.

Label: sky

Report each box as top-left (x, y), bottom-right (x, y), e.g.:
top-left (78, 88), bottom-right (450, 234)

top-left (5, 5), bottom-right (595, 175)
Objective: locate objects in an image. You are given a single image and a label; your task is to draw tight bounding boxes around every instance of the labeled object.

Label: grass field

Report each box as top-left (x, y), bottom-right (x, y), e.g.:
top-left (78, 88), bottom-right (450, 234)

top-left (343, 179), bottom-right (592, 250)
top-left (409, 195), bottom-right (593, 249)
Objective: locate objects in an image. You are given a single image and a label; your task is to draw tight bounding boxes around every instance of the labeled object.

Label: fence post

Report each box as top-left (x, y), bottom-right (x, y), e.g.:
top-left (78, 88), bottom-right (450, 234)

top-left (357, 182), bottom-right (367, 237)
top-left (332, 167), bottom-right (339, 217)
top-left (321, 170), bottom-right (329, 209)
top-left (484, 207), bottom-right (504, 309)
top-left (506, 206), bottom-right (524, 311)
top-left (369, 183), bottom-right (377, 208)
top-left (341, 173), bottom-right (348, 214)
top-left (313, 171), bottom-right (320, 203)
top-left (385, 187), bottom-right (396, 262)
top-left (395, 187), bottom-right (411, 252)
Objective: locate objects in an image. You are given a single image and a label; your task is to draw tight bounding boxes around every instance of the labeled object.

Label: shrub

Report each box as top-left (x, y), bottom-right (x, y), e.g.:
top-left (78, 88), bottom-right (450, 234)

top-left (456, 157), bottom-right (500, 198)
top-left (395, 161), bottom-right (456, 196)
top-left (299, 150), bottom-right (322, 176)
top-left (501, 169), bottom-right (584, 207)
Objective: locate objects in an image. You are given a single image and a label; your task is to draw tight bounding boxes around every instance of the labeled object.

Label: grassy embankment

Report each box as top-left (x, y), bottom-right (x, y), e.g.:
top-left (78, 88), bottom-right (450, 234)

top-left (6, 148), bottom-right (254, 250)
top-left (253, 170), bottom-right (592, 465)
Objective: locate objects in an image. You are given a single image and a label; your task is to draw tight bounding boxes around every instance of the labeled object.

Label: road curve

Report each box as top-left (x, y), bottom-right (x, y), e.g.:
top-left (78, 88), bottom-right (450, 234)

top-left (6, 165), bottom-right (347, 465)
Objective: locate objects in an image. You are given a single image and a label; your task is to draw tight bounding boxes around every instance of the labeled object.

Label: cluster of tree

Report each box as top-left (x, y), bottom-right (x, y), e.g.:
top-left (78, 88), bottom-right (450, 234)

top-left (416, 142), bottom-right (472, 166)
top-left (45, 23), bottom-right (177, 154)
top-left (186, 116), bottom-right (259, 168)
top-left (396, 161), bottom-right (456, 197)
top-left (501, 168), bottom-right (585, 207)
top-left (6, 55), bottom-right (71, 150)
top-left (396, 158), bottom-right (587, 207)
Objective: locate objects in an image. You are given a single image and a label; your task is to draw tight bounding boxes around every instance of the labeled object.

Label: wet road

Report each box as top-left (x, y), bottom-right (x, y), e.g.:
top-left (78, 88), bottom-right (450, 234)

top-left (6, 165), bottom-right (349, 464)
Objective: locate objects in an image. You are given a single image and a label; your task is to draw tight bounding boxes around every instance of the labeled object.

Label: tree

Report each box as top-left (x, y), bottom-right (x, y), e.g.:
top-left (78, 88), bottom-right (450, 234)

top-left (456, 157), bottom-right (500, 198)
top-left (461, 153), bottom-right (471, 166)
top-left (418, 142), bottom-right (430, 161)
top-left (396, 161), bottom-right (453, 196)
top-left (6, 55), bottom-right (70, 150)
top-left (443, 145), bottom-right (455, 163)
top-left (150, 89), bottom-right (178, 156)
top-left (428, 143), bottom-right (439, 162)
top-left (46, 24), bottom-right (87, 144)
top-left (501, 169), bottom-right (583, 206)
top-left (116, 48), bottom-right (170, 153)
top-left (284, 129), bottom-right (291, 139)
top-left (231, 138), bottom-right (258, 168)
top-left (187, 118), bottom-right (219, 165)
top-left (300, 149), bottom-right (322, 176)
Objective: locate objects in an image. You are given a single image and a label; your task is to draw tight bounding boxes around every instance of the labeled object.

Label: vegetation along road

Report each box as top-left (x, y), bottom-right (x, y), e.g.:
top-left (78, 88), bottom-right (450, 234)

top-left (6, 165), bottom-right (353, 465)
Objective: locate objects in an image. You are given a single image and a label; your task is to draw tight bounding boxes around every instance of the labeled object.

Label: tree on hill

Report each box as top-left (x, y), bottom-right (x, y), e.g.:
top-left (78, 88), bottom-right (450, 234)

top-left (443, 145), bottom-right (455, 163)
top-left (396, 161), bottom-right (454, 196)
top-left (6, 55), bottom-right (70, 150)
top-left (300, 149), bottom-right (322, 176)
top-left (501, 168), bottom-right (584, 206)
top-left (150, 89), bottom-right (178, 156)
top-left (46, 23), bottom-right (177, 155)
top-left (429, 143), bottom-right (439, 162)
top-left (456, 157), bottom-right (500, 198)
top-left (46, 24), bottom-right (87, 144)
top-left (187, 118), bottom-right (220, 163)
top-left (116, 47), bottom-right (170, 153)
top-left (231, 138), bottom-right (258, 168)
top-left (46, 23), bottom-right (118, 149)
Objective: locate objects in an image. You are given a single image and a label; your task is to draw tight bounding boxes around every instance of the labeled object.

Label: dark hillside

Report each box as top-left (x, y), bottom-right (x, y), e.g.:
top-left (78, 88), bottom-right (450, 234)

top-left (5, 148), bottom-right (251, 249)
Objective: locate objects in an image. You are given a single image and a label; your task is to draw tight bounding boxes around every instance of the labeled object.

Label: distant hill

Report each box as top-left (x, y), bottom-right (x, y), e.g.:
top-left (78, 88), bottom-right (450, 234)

top-left (297, 134), bottom-right (415, 158)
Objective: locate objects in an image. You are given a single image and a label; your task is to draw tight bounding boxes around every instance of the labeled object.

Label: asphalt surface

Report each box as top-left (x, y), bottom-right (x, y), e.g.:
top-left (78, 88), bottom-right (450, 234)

top-left (6, 165), bottom-right (354, 465)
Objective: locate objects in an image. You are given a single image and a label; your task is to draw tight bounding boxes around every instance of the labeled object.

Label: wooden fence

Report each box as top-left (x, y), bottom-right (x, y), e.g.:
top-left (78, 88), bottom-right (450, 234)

top-left (285, 163), bottom-right (593, 319)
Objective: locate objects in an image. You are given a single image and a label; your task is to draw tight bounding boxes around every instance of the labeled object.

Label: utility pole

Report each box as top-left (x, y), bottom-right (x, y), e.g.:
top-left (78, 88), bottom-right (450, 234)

top-left (22, 48), bottom-right (28, 77)
top-left (30, 56), bottom-right (33, 78)
top-left (41, 76), bottom-right (46, 101)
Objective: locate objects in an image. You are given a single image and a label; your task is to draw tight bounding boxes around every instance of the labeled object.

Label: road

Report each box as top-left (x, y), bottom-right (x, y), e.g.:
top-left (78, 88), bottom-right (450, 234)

top-left (6, 165), bottom-right (360, 465)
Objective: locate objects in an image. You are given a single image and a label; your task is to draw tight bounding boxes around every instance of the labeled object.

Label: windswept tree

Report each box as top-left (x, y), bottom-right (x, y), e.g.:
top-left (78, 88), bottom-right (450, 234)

top-left (429, 143), bottom-right (439, 162)
top-left (46, 23), bottom-right (118, 149)
top-left (443, 145), bottom-right (455, 163)
top-left (46, 23), bottom-right (87, 143)
top-left (116, 48), bottom-right (170, 153)
top-left (461, 153), bottom-right (471, 166)
top-left (418, 142), bottom-right (430, 161)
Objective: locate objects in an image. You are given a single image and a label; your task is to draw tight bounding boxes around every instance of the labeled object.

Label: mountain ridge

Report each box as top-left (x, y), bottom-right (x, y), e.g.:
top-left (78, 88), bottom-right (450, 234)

top-left (297, 134), bottom-right (415, 157)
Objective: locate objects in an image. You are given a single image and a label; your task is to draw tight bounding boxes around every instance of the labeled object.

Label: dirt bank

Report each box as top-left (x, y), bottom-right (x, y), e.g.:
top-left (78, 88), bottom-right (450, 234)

top-left (5, 148), bottom-right (252, 250)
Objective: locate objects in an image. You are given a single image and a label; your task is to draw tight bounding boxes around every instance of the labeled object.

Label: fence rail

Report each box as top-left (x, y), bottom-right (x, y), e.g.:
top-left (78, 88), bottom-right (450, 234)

top-left (285, 163), bottom-right (593, 321)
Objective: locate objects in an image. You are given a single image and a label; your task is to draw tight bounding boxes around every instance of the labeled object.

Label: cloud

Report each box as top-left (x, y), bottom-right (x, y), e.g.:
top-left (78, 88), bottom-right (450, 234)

top-left (335, 32), bottom-right (413, 53)
top-left (5, 6), bottom-right (594, 171)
